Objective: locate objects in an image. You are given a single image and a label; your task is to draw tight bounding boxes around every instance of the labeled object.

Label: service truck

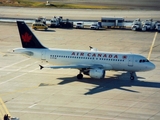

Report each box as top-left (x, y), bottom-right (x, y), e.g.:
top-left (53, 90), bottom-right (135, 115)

top-left (101, 17), bottom-right (125, 28)
top-left (141, 19), bottom-right (156, 31)
top-left (131, 19), bottom-right (142, 31)
top-left (155, 22), bottom-right (160, 32)
top-left (50, 16), bottom-right (73, 28)
top-left (75, 21), bottom-right (84, 29)
top-left (90, 22), bottom-right (100, 30)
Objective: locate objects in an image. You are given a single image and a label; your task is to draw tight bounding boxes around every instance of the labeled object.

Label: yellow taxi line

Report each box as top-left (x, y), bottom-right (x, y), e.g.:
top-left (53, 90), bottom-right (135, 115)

top-left (0, 98), bottom-right (11, 120)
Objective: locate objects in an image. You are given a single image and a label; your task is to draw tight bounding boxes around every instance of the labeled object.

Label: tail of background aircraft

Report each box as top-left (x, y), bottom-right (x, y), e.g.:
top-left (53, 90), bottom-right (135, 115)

top-left (17, 21), bottom-right (46, 49)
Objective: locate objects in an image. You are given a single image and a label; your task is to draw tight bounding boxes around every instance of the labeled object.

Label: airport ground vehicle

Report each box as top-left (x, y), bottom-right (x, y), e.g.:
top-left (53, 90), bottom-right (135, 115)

top-left (131, 19), bottom-right (142, 31)
top-left (100, 16), bottom-right (134, 29)
top-left (35, 16), bottom-right (46, 24)
top-left (50, 16), bottom-right (73, 28)
top-left (131, 19), bottom-right (159, 31)
top-left (101, 17), bottom-right (125, 28)
top-left (75, 22), bottom-right (84, 29)
top-left (141, 19), bottom-right (157, 31)
top-left (155, 22), bottom-right (160, 31)
top-left (90, 23), bottom-right (100, 29)
top-left (32, 22), bottom-right (48, 30)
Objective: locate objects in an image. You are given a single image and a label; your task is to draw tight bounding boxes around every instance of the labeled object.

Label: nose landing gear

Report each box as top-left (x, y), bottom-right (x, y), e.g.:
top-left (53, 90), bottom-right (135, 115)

top-left (130, 75), bottom-right (135, 80)
top-left (129, 72), bottom-right (136, 80)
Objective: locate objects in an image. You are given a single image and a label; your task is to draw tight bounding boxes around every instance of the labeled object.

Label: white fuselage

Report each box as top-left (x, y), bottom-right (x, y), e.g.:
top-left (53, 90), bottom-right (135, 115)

top-left (13, 48), bottom-right (155, 72)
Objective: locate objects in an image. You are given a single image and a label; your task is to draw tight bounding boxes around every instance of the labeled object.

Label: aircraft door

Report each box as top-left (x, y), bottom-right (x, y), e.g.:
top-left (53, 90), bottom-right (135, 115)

top-left (128, 55), bottom-right (133, 66)
top-left (41, 51), bottom-right (46, 60)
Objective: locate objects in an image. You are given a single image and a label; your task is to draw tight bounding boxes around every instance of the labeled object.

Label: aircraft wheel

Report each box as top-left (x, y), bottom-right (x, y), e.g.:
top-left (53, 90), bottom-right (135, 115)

top-left (130, 76), bottom-right (134, 80)
top-left (77, 74), bottom-right (83, 79)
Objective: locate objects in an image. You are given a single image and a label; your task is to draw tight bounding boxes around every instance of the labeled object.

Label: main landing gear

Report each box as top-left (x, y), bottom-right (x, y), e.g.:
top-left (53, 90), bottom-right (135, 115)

top-left (77, 70), bottom-right (83, 79)
top-left (77, 73), bottom-right (83, 79)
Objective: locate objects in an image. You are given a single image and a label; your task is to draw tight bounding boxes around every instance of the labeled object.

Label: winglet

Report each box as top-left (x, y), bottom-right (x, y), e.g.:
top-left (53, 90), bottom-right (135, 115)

top-left (39, 65), bottom-right (44, 70)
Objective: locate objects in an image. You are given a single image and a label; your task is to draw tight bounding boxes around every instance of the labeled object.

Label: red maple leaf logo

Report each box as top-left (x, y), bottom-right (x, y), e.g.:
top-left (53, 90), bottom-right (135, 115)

top-left (123, 55), bottom-right (127, 59)
top-left (21, 32), bottom-right (32, 42)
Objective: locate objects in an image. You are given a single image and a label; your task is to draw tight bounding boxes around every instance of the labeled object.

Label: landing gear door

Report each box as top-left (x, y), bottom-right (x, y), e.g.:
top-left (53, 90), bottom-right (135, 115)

top-left (41, 51), bottom-right (46, 60)
top-left (128, 55), bottom-right (133, 66)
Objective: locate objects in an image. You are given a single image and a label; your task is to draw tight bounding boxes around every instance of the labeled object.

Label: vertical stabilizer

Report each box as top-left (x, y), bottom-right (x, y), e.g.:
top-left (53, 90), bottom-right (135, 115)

top-left (17, 21), bottom-right (46, 49)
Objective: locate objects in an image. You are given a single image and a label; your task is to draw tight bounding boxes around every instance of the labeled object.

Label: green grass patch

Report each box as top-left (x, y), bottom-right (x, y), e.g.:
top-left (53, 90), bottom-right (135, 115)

top-left (0, 0), bottom-right (127, 9)
top-left (0, 0), bottom-right (45, 7)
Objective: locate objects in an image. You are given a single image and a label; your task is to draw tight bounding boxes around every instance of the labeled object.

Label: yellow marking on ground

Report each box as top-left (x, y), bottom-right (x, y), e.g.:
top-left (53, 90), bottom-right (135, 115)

top-left (0, 98), bottom-right (11, 120)
top-left (148, 32), bottom-right (158, 60)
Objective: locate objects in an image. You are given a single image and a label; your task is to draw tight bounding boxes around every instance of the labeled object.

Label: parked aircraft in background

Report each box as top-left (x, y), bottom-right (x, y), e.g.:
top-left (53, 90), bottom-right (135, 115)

top-left (13, 21), bottom-right (155, 80)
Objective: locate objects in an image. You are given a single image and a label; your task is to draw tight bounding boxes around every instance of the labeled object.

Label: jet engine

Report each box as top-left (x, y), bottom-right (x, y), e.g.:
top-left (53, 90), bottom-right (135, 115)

top-left (89, 68), bottom-right (105, 79)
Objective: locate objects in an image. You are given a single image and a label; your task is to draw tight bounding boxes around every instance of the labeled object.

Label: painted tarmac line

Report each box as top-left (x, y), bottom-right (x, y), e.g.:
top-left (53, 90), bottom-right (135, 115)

top-left (11, 110), bottom-right (110, 120)
top-left (0, 98), bottom-right (11, 119)
top-left (0, 64), bottom-right (40, 85)
top-left (28, 104), bottom-right (37, 108)
top-left (0, 58), bottom-right (30, 70)
top-left (0, 65), bottom-right (38, 79)
top-left (0, 73), bottom-right (26, 85)
top-left (148, 32), bottom-right (158, 60)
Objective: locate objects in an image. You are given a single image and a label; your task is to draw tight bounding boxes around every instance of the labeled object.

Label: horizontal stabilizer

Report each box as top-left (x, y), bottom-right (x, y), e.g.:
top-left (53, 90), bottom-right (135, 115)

top-left (39, 65), bottom-right (44, 70)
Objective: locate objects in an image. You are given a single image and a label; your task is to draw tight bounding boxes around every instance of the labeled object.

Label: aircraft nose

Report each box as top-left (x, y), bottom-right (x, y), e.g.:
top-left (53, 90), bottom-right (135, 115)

top-left (147, 62), bottom-right (155, 71)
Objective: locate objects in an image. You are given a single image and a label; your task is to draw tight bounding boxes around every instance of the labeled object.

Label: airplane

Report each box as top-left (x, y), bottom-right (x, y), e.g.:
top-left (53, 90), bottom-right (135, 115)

top-left (13, 21), bottom-right (155, 80)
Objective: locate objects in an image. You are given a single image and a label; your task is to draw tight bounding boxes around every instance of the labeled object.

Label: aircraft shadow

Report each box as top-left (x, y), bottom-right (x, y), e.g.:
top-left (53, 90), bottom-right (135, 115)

top-left (57, 72), bottom-right (160, 95)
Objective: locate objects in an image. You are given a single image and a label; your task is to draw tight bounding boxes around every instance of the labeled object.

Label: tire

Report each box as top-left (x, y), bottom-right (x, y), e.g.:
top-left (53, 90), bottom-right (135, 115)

top-left (130, 76), bottom-right (134, 80)
top-left (34, 27), bottom-right (37, 30)
top-left (77, 74), bottom-right (83, 79)
top-left (132, 27), bottom-right (136, 31)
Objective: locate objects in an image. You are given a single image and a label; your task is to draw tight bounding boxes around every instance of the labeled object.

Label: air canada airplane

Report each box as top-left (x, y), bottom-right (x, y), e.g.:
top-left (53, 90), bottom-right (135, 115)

top-left (13, 21), bottom-right (155, 80)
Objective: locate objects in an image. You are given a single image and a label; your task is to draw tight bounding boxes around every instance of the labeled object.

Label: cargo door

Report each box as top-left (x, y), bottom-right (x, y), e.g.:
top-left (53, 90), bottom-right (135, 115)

top-left (128, 56), bottom-right (133, 66)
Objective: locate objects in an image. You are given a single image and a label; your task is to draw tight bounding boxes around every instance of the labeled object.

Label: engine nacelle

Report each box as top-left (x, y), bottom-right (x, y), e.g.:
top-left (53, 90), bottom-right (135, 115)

top-left (89, 68), bottom-right (105, 79)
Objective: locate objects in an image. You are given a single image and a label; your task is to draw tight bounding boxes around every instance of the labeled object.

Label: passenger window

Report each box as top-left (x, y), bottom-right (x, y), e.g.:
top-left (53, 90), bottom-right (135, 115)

top-left (139, 60), bottom-right (142, 63)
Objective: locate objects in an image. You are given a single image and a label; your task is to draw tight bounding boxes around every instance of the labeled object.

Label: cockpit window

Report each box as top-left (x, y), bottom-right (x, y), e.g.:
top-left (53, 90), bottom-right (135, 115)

top-left (139, 59), bottom-right (149, 63)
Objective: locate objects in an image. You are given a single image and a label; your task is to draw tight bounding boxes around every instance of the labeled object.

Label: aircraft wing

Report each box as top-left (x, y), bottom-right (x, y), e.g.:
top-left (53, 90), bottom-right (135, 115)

top-left (39, 64), bottom-right (112, 70)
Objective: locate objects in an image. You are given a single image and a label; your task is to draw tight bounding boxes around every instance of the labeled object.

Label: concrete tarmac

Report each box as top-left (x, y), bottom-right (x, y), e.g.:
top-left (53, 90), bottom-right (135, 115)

top-left (0, 7), bottom-right (160, 120)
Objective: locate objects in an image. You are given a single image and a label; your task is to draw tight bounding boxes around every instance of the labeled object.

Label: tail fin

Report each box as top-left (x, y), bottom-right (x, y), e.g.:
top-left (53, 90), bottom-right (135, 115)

top-left (17, 21), bottom-right (46, 49)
